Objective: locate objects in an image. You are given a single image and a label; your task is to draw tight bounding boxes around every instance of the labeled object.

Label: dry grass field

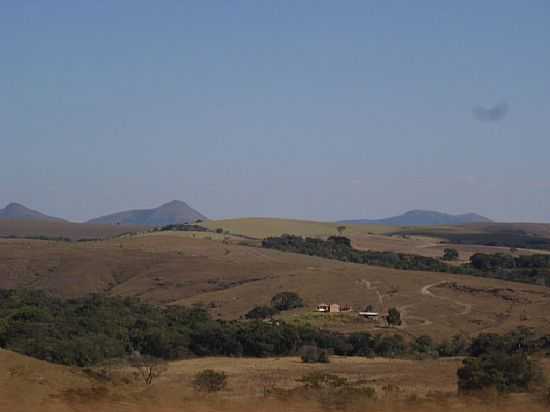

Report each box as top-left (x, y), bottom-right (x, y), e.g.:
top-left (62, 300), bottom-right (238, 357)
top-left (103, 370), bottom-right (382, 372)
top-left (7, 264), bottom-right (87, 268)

top-left (405, 222), bottom-right (550, 238)
top-left (202, 217), bottom-right (395, 239)
top-left (2, 232), bottom-right (550, 340)
top-left (0, 219), bottom-right (146, 241)
top-left (350, 233), bottom-right (550, 263)
top-left (202, 218), bottom-right (550, 262)
top-left (2, 349), bottom-right (550, 412)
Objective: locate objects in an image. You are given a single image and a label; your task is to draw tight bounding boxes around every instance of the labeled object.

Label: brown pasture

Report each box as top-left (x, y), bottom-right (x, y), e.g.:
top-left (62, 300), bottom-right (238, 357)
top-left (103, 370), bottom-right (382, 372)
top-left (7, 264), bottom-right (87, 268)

top-left (2, 349), bottom-right (550, 412)
top-left (2, 232), bottom-right (550, 340)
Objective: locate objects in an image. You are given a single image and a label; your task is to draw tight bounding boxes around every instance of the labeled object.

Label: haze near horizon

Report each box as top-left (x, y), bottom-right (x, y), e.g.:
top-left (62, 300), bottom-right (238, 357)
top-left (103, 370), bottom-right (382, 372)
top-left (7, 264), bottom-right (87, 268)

top-left (1, 2), bottom-right (549, 222)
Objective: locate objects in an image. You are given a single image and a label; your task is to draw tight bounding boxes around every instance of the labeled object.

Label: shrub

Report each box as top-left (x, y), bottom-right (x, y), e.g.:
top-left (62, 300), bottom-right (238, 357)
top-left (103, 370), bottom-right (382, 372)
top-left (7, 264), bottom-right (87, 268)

top-left (298, 372), bottom-right (348, 389)
top-left (270, 292), bottom-right (304, 311)
top-left (348, 332), bottom-right (375, 357)
top-left (442, 248), bottom-right (459, 261)
top-left (300, 345), bottom-right (330, 363)
top-left (437, 335), bottom-right (468, 357)
top-left (298, 372), bottom-right (376, 409)
top-left (457, 352), bottom-right (543, 393)
top-left (375, 334), bottom-right (405, 357)
top-left (244, 306), bottom-right (279, 320)
top-left (386, 308), bottom-right (402, 326)
top-left (411, 335), bottom-right (438, 358)
top-left (193, 369), bottom-right (227, 392)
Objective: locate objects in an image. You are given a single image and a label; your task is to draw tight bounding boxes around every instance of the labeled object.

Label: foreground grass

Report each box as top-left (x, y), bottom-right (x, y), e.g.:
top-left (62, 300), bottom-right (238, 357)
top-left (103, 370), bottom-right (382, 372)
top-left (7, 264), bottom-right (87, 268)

top-left (2, 350), bottom-right (550, 412)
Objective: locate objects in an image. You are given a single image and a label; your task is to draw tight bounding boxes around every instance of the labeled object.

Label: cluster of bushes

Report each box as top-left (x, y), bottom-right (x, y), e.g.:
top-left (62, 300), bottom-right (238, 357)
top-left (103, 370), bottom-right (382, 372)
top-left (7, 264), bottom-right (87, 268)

top-left (457, 328), bottom-right (547, 393)
top-left (442, 248), bottom-right (459, 261)
top-left (262, 235), bottom-right (550, 286)
top-left (0, 289), bottom-right (407, 366)
top-left (470, 253), bottom-right (550, 286)
top-left (294, 371), bottom-right (377, 408)
top-left (392, 230), bottom-right (550, 251)
top-left (193, 369), bottom-right (227, 392)
top-left (470, 253), bottom-right (550, 270)
top-left (0, 290), bottom-right (448, 367)
top-left (300, 345), bottom-right (330, 363)
top-left (245, 291), bottom-right (304, 320)
top-left (262, 235), bottom-right (458, 273)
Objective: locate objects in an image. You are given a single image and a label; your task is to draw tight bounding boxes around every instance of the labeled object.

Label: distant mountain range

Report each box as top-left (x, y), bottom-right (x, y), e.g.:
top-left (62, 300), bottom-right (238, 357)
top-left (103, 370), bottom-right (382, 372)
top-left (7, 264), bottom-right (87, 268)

top-left (0, 203), bottom-right (66, 222)
top-left (339, 210), bottom-right (492, 226)
top-left (0, 202), bottom-right (491, 227)
top-left (86, 200), bottom-right (206, 226)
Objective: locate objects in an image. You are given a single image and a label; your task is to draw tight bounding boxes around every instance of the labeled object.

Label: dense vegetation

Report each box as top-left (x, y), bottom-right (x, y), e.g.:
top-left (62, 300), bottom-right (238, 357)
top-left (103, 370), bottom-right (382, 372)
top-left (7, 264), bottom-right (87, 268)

top-left (244, 291), bottom-right (304, 320)
top-left (245, 305), bottom-right (279, 320)
top-left (1, 289), bottom-right (549, 380)
top-left (458, 352), bottom-right (542, 393)
top-left (0, 289), bottom-right (408, 366)
top-left (442, 247), bottom-right (459, 261)
top-left (271, 291), bottom-right (304, 311)
top-left (457, 328), bottom-right (547, 393)
top-left (469, 253), bottom-right (550, 285)
top-left (193, 369), bottom-right (227, 392)
top-left (392, 229), bottom-right (550, 251)
top-left (263, 235), bottom-right (460, 271)
top-left (262, 235), bottom-right (550, 286)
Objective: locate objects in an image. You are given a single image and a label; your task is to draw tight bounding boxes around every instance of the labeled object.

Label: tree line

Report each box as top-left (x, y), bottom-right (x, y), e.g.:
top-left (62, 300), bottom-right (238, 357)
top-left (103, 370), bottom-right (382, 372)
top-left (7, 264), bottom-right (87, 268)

top-left (262, 235), bottom-right (550, 286)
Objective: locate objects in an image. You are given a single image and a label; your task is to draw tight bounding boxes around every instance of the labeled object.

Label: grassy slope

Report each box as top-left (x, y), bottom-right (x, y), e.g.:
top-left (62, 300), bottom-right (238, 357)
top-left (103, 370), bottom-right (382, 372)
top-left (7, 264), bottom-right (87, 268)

top-left (2, 348), bottom-right (550, 412)
top-left (0, 219), bottom-right (146, 240)
top-left (203, 217), bottom-right (395, 239)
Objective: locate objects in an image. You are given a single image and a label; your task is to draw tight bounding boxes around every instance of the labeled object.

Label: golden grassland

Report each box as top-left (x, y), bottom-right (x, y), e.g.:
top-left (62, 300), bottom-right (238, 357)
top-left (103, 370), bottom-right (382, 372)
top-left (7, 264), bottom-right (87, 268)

top-left (2, 349), bottom-right (550, 412)
top-left (400, 222), bottom-right (550, 238)
top-left (201, 218), bottom-right (550, 262)
top-left (202, 217), bottom-right (396, 239)
top-left (0, 219), bottom-right (146, 240)
top-left (350, 233), bottom-right (550, 263)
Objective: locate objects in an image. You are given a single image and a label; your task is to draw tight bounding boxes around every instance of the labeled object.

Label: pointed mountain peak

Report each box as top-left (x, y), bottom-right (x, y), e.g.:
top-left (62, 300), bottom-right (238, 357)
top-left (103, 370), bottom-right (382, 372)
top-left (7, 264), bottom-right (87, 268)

top-left (0, 202), bottom-right (66, 222)
top-left (86, 200), bottom-right (206, 226)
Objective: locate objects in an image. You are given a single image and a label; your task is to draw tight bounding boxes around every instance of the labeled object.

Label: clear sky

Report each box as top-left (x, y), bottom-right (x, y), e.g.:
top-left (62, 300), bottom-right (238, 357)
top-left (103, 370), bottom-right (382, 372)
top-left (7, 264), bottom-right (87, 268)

top-left (1, 1), bottom-right (549, 222)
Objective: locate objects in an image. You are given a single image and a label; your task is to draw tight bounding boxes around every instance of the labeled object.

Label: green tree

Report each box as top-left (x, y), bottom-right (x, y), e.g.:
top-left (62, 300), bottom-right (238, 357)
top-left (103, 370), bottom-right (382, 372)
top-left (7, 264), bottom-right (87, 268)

top-left (245, 305), bottom-right (279, 320)
top-left (193, 369), bottom-right (227, 392)
top-left (457, 352), bottom-right (543, 393)
top-left (386, 308), bottom-right (402, 326)
top-left (271, 292), bottom-right (304, 311)
top-left (300, 345), bottom-right (330, 363)
top-left (442, 248), bottom-right (459, 261)
top-left (411, 335), bottom-right (436, 357)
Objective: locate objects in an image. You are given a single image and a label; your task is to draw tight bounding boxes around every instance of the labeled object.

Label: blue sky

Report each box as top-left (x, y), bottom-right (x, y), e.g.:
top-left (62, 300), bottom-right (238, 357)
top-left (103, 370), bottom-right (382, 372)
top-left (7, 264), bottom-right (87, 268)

top-left (1, 1), bottom-right (549, 222)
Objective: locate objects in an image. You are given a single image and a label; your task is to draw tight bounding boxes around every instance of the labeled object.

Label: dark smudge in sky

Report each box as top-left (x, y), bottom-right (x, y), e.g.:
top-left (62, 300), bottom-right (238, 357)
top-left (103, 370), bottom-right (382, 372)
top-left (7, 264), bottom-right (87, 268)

top-left (472, 102), bottom-right (509, 122)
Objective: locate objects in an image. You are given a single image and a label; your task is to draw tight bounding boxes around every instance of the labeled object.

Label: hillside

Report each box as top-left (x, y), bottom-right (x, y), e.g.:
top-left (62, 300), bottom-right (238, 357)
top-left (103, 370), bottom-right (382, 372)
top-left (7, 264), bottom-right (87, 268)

top-left (0, 219), bottom-right (146, 241)
top-left (86, 200), bottom-right (206, 226)
top-left (340, 210), bottom-right (492, 226)
top-left (2, 233), bottom-right (550, 340)
top-left (0, 202), bottom-right (66, 222)
top-left (3, 348), bottom-right (548, 412)
top-left (392, 222), bottom-right (550, 251)
top-left (203, 217), bottom-right (394, 239)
